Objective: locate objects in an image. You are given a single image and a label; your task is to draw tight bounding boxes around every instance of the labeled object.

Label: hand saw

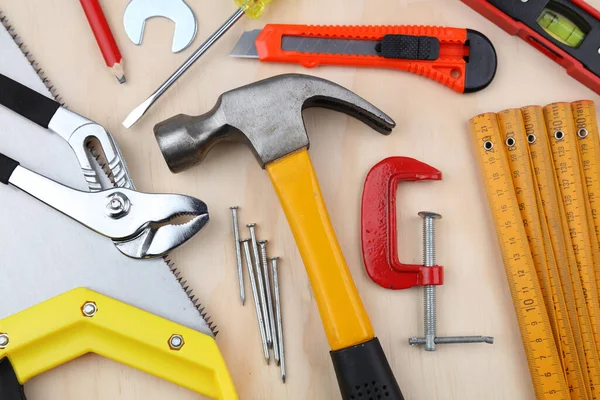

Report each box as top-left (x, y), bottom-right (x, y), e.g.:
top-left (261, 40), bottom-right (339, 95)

top-left (0, 17), bottom-right (236, 399)
top-left (230, 24), bottom-right (498, 93)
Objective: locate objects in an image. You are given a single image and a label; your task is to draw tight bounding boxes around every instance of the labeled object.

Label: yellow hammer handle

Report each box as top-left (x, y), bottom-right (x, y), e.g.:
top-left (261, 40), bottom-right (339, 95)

top-left (266, 149), bottom-right (374, 351)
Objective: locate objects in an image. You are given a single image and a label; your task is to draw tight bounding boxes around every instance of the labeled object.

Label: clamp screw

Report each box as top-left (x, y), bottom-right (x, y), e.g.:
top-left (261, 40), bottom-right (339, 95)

top-left (409, 212), bottom-right (493, 350)
top-left (105, 193), bottom-right (131, 219)
top-left (0, 334), bottom-right (9, 349)
top-left (81, 302), bottom-right (98, 317)
top-left (418, 211), bottom-right (441, 351)
top-left (169, 334), bottom-right (185, 350)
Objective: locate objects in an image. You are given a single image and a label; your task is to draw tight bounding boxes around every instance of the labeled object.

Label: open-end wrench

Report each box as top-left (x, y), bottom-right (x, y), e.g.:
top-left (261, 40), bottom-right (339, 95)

top-left (123, 0), bottom-right (197, 53)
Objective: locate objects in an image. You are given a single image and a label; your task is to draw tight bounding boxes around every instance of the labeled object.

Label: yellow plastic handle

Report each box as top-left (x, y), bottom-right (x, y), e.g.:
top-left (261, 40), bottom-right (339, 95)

top-left (235, 0), bottom-right (272, 19)
top-left (266, 149), bottom-right (374, 351)
top-left (0, 288), bottom-right (237, 400)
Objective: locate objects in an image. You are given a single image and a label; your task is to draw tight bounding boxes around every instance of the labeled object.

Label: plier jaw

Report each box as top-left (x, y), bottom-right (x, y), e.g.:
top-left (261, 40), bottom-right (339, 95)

top-left (109, 191), bottom-right (210, 259)
top-left (0, 153), bottom-right (209, 259)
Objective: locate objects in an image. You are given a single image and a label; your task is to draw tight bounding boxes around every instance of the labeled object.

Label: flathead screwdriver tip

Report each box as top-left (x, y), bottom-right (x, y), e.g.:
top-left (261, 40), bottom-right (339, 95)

top-left (122, 95), bottom-right (155, 129)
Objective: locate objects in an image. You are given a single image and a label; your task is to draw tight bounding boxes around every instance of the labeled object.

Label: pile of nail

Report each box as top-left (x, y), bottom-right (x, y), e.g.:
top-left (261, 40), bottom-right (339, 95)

top-left (230, 206), bottom-right (286, 382)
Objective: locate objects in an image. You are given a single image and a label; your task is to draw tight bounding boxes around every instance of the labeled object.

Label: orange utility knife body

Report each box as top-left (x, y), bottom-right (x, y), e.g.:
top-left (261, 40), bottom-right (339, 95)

top-left (230, 24), bottom-right (498, 93)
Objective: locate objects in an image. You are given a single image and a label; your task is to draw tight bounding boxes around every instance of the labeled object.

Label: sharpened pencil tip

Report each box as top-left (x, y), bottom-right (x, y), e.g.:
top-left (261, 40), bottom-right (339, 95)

top-left (118, 75), bottom-right (126, 84)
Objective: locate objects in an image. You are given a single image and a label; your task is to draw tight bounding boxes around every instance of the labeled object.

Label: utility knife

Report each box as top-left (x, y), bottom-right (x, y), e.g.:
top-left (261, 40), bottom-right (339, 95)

top-left (230, 24), bottom-right (498, 93)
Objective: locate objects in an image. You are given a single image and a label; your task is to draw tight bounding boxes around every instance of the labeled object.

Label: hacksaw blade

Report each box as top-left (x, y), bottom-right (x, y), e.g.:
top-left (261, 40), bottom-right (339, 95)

top-left (0, 14), bottom-right (216, 336)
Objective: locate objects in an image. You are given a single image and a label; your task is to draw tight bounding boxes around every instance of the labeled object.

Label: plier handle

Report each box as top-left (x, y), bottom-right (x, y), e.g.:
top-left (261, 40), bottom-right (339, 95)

top-left (0, 152), bottom-right (208, 259)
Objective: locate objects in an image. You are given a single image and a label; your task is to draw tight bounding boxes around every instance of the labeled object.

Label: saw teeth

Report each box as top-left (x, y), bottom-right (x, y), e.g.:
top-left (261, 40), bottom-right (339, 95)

top-left (0, 9), bottom-right (63, 104)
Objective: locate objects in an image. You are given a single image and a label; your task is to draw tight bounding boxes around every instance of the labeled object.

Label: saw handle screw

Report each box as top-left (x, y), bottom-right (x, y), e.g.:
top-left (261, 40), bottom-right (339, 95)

top-left (168, 334), bottom-right (185, 350)
top-left (0, 333), bottom-right (9, 349)
top-left (81, 302), bottom-right (98, 317)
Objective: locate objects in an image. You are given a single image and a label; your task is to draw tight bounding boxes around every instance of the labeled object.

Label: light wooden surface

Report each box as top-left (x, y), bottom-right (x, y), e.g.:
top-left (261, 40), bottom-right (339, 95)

top-left (1, 0), bottom-right (599, 398)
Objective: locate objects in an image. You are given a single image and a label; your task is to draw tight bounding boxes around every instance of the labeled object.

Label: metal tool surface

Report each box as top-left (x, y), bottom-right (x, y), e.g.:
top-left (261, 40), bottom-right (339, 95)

top-left (154, 73), bottom-right (404, 400)
top-left (123, 0), bottom-right (197, 53)
top-left (230, 24), bottom-right (498, 93)
top-left (122, 0), bottom-right (273, 128)
top-left (0, 152), bottom-right (208, 259)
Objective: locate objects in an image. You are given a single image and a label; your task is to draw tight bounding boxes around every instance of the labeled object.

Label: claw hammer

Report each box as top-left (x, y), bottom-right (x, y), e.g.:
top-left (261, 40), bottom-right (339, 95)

top-left (154, 74), bottom-right (403, 399)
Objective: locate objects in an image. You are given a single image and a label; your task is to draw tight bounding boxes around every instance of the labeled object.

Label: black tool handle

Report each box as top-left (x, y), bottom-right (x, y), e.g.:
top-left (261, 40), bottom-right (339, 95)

top-left (0, 358), bottom-right (26, 400)
top-left (0, 153), bottom-right (19, 185)
top-left (0, 72), bottom-right (60, 128)
top-left (331, 338), bottom-right (404, 400)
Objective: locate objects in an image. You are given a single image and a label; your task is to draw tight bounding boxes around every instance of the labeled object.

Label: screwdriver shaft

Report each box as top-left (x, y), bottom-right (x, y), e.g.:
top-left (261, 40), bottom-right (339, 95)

top-left (242, 239), bottom-right (269, 362)
top-left (122, 8), bottom-right (245, 128)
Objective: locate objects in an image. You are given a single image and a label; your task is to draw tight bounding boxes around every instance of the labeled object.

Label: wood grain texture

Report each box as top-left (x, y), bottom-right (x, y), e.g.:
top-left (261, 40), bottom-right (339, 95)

top-left (0, 0), bottom-right (598, 398)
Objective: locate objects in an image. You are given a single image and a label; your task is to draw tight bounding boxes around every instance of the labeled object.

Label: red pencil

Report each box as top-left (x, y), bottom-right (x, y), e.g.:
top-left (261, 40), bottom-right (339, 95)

top-left (80, 0), bottom-right (126, 84)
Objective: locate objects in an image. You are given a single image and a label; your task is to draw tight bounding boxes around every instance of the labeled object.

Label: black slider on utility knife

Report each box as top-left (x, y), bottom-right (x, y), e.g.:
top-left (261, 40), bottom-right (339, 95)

top-left (376, 35), bottom-right (440, 60)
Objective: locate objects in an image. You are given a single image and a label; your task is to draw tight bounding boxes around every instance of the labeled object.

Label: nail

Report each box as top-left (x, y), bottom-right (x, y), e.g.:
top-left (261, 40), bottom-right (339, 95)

top-left (271, 257), bottom-right (286, 382)
top-left (259, 240), bottom-right (279, 359)
top-left (230, 207), bottom-right (244, 305)
top-left (242, 239), bottom-right (269, 363)
top-left (248, 224), bottom-right (272, 347)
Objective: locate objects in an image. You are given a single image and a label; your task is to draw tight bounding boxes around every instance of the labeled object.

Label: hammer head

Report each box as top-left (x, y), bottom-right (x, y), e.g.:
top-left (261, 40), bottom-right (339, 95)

top-left (154, 74), bottom-right (395, 172)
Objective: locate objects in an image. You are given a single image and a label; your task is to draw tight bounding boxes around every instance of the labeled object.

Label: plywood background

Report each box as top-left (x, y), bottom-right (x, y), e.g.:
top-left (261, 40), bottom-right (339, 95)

top-left (1, 0), bottom-right (598, 398)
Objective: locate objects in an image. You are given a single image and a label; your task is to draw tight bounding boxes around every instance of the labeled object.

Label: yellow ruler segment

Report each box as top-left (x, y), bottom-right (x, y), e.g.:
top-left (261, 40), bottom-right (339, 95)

top-left (498, 108), bottom-right (588, 399)
top-left (470, 113), bottom-right (568, 399)
top-left (572, 101), bottom-right (600, 292)
top-left (544, 103), bottom-right (600, 353)
top-left (524, 105), bottom-right (600, 399)
top-left (497, 109), bottom-right (559, 338)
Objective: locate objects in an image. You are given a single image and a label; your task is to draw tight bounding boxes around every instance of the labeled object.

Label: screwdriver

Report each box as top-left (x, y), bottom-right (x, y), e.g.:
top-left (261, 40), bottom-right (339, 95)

top-left (122, 0), bottom-right (272, 129)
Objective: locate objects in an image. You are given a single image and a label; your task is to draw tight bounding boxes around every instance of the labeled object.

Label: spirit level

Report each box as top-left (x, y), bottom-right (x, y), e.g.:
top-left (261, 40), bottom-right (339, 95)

top-left (461, 0), bottom-right (600, 94)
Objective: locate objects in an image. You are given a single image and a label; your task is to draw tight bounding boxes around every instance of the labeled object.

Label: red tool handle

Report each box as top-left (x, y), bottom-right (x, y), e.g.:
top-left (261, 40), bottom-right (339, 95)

top-left (361, 157), bottom-right (443, 290)
top-left (80, 0), bottom-right (122, 67)
top-left (255, 24), bottom-right (484, 93)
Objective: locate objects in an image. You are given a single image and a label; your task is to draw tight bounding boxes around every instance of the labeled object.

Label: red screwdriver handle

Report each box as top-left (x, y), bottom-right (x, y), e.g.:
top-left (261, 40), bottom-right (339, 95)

top-left (255, 24), bottom-right (479, 93)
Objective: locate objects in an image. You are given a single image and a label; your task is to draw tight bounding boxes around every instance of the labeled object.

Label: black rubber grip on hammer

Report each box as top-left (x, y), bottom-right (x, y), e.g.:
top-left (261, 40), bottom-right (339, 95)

top-left (331, 337), bottom-right (404, 400)
top-left (0, 358), bottom-right (26, 400)
top-left (0, 153), bottom-right (19, 184)
top-left (378, 35), bottom-right (440, 60)
top-left (0, 72), bottom-right (60, 128)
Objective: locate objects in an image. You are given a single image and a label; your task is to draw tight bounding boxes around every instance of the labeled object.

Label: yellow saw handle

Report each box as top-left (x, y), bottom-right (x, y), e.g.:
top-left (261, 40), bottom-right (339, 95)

top-left (267, 149), bottom-right (374, 350)
top-left (0, 288), bottom-right (237, 400)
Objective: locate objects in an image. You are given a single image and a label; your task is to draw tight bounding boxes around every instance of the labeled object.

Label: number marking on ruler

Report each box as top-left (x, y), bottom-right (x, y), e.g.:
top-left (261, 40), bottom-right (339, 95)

top-left (470, 113), bottom-right (568, 399)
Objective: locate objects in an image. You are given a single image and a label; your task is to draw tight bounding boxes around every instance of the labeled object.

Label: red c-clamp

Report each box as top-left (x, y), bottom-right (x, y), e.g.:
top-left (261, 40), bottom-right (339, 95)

top-left (361, 157), bottom-right (443, 290)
